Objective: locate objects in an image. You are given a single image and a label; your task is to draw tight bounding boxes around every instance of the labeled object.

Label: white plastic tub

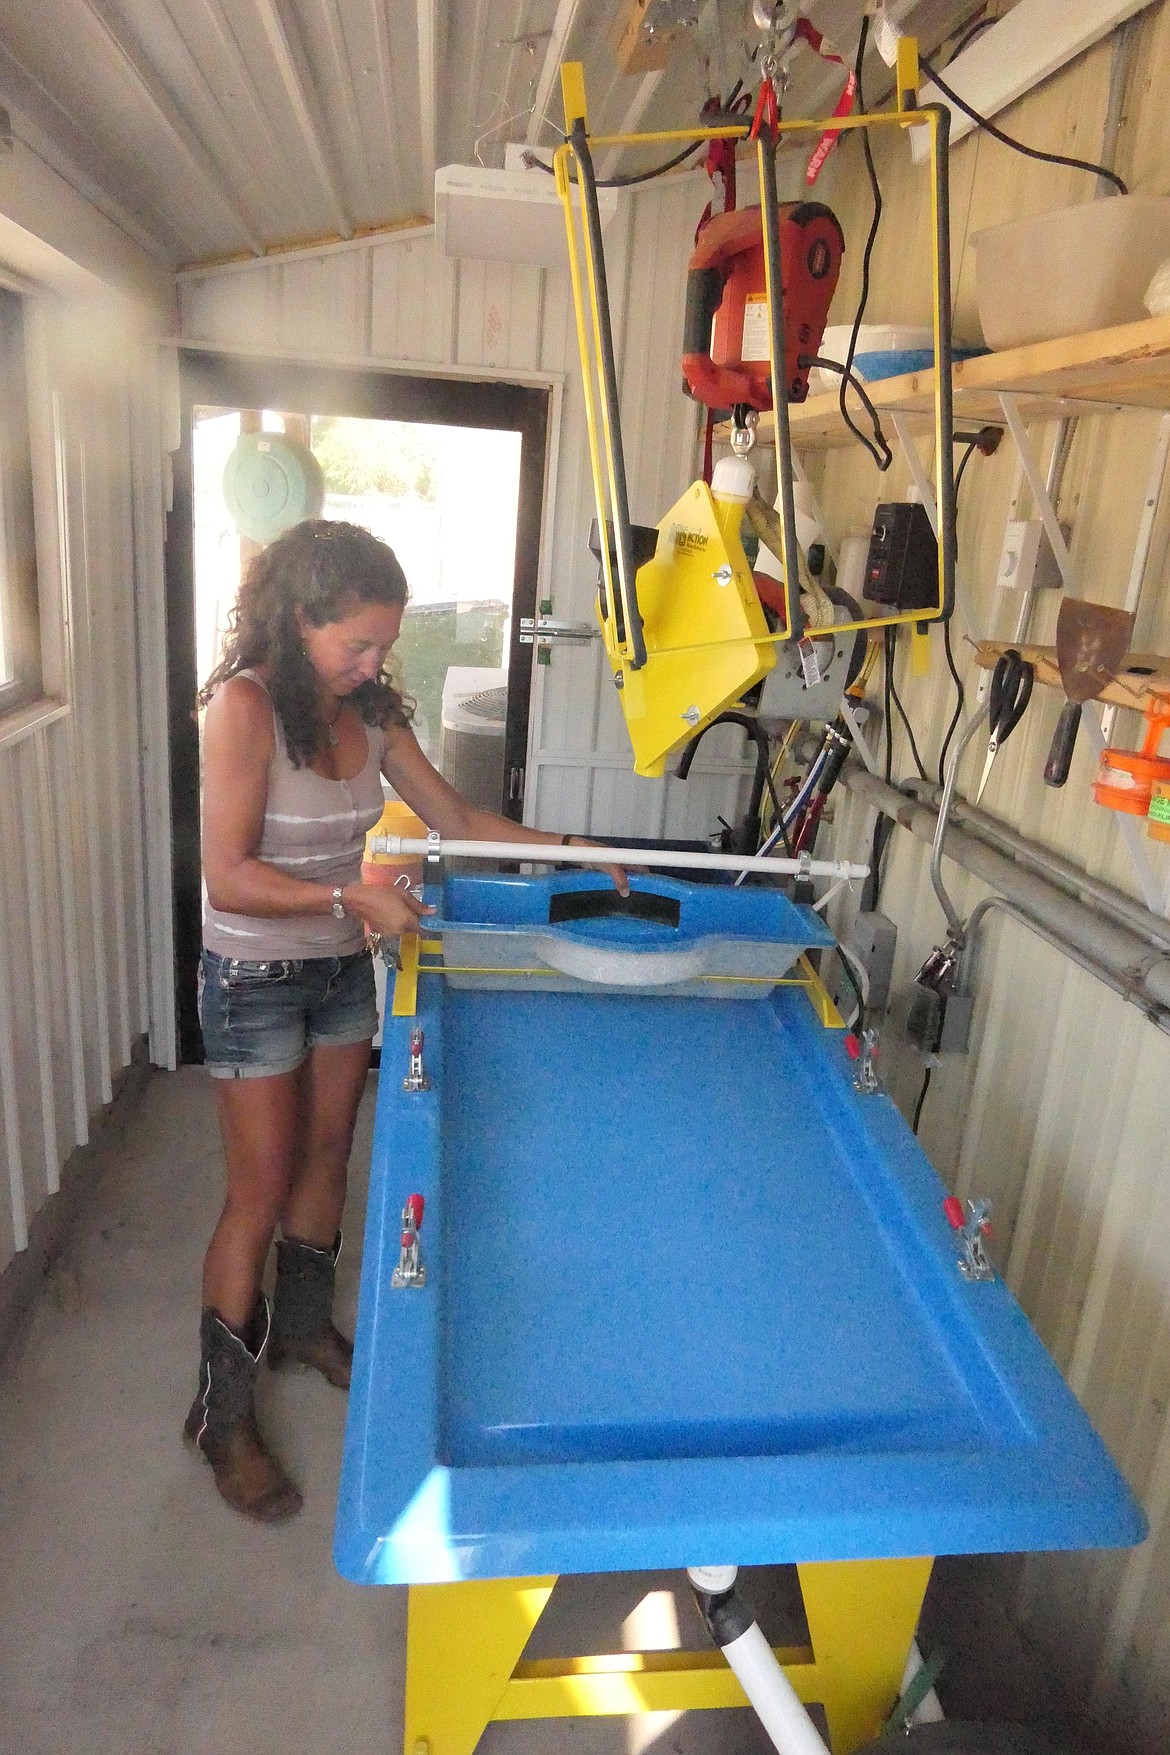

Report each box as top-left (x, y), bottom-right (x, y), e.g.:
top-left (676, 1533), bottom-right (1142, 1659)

top-left (973, 196), bottom-right (1170, 350)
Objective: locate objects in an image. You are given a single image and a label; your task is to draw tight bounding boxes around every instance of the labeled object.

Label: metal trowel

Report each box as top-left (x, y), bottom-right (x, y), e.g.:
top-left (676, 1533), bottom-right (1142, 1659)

top-left (1043, 598), bottom-right (1135, 787)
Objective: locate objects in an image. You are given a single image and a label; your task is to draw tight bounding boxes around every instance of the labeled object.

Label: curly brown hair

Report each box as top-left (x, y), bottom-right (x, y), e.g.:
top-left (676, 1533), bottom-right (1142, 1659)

top-left (199, 519), bottom-right (414, 767)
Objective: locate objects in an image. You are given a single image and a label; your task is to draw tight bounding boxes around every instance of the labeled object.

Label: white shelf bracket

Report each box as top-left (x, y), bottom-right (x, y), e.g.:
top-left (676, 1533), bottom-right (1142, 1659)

top-left (999, 394), bottom-right (1078, 592)
top-left (1101, 410), bottom-right (1170, 742)
top-left (790, 450), bottom-right (839, 565)
top-left (889, 413), bottom-right (939, 539)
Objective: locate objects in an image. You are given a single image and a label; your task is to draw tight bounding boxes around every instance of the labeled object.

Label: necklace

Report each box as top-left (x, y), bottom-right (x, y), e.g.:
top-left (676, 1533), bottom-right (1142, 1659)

top-left (325, 703), bottom-right (344, 748)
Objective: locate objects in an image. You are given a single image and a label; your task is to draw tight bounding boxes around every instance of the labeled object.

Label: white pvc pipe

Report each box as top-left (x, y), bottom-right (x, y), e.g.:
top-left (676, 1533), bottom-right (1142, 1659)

top-left (370, 836), bottom-right (869, 883)
top-left (721, 1622), bottom-right (830, 1755)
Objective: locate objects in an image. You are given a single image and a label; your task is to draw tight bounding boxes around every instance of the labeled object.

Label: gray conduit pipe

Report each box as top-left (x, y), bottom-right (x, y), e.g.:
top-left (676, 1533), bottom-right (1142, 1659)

top-left (841, 766), bottom-right (1170, 1033)
top-left (906, 782), bottom-right (1170, 956)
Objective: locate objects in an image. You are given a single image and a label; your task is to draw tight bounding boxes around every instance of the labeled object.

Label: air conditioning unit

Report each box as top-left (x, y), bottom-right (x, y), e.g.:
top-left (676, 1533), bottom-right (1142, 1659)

top-left (439, 666), bottom-right (508, 812)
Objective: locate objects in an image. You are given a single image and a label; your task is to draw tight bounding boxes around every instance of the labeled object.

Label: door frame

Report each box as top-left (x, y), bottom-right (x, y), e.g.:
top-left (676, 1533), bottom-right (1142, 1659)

top-left (165, 347), bottom-right (550, 1064)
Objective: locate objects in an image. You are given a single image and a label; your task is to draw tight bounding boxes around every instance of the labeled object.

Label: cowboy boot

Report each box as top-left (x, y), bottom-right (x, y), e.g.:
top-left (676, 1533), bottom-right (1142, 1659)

top-left (267, 1230), bottom-right (353, 1389)
top-left (183, 1298), bottom-right (302, 1523)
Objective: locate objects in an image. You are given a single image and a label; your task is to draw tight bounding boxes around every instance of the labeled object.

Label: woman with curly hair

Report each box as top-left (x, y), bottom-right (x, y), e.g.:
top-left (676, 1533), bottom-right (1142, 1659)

top-left (189, 518), bottom-right (625, 1522)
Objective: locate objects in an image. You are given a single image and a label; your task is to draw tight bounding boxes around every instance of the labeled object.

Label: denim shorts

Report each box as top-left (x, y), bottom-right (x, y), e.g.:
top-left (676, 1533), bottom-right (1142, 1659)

top-left (198, 948), bottom-right (378, 1079)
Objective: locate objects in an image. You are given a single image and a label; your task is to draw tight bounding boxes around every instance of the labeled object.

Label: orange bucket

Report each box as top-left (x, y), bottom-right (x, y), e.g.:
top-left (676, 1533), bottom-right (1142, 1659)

top-left (1093, 702), bottom-right (1170, 816)
top-left (362, 799), bottom-right (427, 888)
top-left (1149, 779), bottom-right (1170, 843)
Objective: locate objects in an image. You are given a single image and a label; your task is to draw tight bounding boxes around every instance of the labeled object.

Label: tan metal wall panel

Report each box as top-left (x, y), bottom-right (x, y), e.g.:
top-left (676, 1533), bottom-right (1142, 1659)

top-left (0, 297), bottom-right (164, 1284)
top-left (814, 18), bottom-right (1170, 1747)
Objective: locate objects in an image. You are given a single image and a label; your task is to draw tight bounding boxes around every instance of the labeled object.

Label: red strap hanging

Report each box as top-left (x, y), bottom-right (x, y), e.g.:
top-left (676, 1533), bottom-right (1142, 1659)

top-left (749, 74), bottom-right (779, 143)
top-left (793, 17), bottom-right (858, 184)
top-left (806, 71), bottom-right (857, 183)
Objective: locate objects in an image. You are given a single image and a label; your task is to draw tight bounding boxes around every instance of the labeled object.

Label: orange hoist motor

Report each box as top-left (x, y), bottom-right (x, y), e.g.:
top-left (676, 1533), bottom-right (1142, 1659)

top-left (682, 203), bottom-right (845, 410)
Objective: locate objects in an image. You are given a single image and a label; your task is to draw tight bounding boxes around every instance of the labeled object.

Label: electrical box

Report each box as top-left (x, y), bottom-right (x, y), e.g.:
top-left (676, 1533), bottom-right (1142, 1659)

top-left (863, 502), bottom-right (939, 611)
top-left (846, 910), bottom-right (898, 1017)
top-left (996, 517), bottom-right (1065, 593)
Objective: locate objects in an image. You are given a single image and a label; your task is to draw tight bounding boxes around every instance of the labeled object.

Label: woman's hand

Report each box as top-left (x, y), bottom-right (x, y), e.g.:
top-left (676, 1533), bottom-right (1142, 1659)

top-left (564, 837), bottom-right (631, 898)
top-left (343, 882), bottom-right (435, 940)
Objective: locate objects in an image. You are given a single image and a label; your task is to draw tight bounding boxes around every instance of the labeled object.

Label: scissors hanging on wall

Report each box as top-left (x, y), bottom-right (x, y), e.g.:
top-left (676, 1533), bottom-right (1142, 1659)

top-left (975, 647), bottom-right (1034, 804)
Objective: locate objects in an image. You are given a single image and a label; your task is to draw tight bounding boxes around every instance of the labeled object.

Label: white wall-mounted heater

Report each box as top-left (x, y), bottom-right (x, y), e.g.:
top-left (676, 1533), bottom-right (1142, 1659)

top-left (434, 154), bottom-right (619, 268)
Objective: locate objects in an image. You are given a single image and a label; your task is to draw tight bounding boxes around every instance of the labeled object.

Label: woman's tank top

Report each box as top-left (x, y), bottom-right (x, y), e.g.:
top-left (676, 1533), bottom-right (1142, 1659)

top-left (202, 669), bottom-right (387, 961)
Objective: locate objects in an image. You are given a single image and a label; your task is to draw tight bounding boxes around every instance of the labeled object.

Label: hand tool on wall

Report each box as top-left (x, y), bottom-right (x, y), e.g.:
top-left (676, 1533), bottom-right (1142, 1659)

top-left (1093, 698), bottom-right (1170, 814)
top-left (1043, 599), bottom-right (1135, 788)
top-left (974, 647), bottom-right (1033, 803)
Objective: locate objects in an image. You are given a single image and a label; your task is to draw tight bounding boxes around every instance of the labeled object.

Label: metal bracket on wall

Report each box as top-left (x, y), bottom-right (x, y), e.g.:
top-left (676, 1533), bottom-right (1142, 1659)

top-left (989, 397), bottom-right (1170, 919)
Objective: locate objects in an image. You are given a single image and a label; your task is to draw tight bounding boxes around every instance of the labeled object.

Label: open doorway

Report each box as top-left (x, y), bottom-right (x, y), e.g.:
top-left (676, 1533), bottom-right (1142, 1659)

top-left (192, 410), bottom-right (523, 771)
top-left (166, 350), bottom-right (549, 1063)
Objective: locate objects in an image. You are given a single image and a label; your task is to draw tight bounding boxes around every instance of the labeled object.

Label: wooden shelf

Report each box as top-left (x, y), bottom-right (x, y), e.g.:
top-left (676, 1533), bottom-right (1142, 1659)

top-left (975, 640), bottom-right (1170, 714)
top-left (722, 310), bottom-right (1170, 450)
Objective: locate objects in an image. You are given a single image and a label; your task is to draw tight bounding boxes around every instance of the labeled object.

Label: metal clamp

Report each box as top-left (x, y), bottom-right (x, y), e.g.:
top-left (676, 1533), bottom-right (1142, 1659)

top-left (391, 1193), bottom-right (426, 1289)
top-left (403, 1026), bottom-right (430, 1093)
top-left (519, 615), bottom-right (600, 645)
top-left (847, 1026), bottom-right (882, 1095)
top-left (944, 1195), bottom-right (994, 1282)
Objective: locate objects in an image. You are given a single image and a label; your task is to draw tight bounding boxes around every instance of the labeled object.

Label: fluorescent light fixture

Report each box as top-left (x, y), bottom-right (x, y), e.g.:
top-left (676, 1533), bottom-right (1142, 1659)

top-left (910, 0), bottom-right (1157, 163)
top-left (434, 162), bottom-right (618, 269)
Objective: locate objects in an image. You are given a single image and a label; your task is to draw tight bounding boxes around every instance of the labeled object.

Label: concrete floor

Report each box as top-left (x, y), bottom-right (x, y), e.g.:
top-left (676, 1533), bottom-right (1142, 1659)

top-left (0, 1066), bottom-right (794, 1755)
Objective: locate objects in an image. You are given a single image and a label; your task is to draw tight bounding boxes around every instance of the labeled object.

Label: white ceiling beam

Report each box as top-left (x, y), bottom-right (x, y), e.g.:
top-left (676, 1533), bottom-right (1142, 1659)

top-left (76, 0), bottom-right (265, 256)
top-left (186, 1), bottom-right (309, 219)
top-left (321, 0), bottom-right (407, 217)
top-left (596, 71), bottom-right (663, 180)
top-left (8, 103), bottom-right (178, 265)
top-left (526, 0), bottom-right (581, 145)
top-left (250, 0), bottom-right (354, 239)
top-left (0, 43), bottom-right (180, 262)
top-left (416, 0), bottom-right (440, 192)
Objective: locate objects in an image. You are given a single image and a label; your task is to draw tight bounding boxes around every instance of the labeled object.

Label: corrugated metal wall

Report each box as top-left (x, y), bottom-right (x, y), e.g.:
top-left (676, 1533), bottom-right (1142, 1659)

top-left (178, 175), bottom-right (758, 843)
top-left (807, 14), bottom-right (1170, 1751)
top-left (0, 290), bottom-right (171, 1281)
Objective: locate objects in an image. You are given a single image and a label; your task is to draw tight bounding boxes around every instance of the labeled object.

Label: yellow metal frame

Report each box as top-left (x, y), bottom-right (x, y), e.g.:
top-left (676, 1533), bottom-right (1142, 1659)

top-left (404, 1557), bottom-right (933, 1755)
top-left (390, 940), bottom-right (845, 1028)
top-left (554, 56), bottom-right (954, 656)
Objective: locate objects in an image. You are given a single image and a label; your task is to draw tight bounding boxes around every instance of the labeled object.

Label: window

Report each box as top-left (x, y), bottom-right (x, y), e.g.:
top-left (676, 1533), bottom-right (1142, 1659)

top-left (0, 289), bottom-right (39, 713)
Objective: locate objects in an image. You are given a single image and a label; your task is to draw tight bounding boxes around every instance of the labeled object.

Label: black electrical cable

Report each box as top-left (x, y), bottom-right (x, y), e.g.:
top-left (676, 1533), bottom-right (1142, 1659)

top-left (836, 946), bottom-right (866, 1030)
top-left (799, 355), bottom-right (892, 470)
top-left (920, 55), bottom-right (1129, 195)
top-left (838, 16), bottom-right (893, 472)
top-left (860, 628), bottom-right (898, 912)
top-left (912, 1063), bottom-right (933, 1134)
top-left (937, 621), bottom-right (967, 787)
top-left (936, 436), bottom-right (981, 783)
top-left (885, 625), bottom-right (929, 782)
top-left (761, 760), bottom-right (794, 858)
top-left (946, 17), bottom-right (996, 65)
top-left (521, 87), bottom-right (749, 194)
top-left (523, 139), bottom-right (706, 186)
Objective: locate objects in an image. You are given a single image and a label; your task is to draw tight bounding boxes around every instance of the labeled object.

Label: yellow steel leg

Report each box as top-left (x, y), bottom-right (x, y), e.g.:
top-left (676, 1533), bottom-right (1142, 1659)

top-left (797, 1556), bottom-right (933, 1754)
top-left (404, 1577), bottom-right (557, 1755)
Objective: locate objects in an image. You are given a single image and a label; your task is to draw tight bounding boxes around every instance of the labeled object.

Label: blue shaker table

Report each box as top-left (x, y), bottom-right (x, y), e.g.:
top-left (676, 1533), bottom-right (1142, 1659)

top-left (334, 874), bottom-right (1144, 1755)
